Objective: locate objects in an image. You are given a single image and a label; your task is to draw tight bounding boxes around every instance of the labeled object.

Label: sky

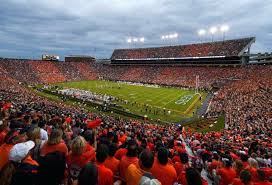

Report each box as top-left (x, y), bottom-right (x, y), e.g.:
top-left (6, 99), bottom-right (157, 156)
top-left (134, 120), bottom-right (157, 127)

top-left (0, 0), bottom-right (271, 59)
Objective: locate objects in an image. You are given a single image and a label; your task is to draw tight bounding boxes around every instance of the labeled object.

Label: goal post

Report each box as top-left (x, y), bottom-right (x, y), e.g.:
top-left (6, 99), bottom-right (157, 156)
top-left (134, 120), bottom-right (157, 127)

top-left (195, 75), bottom-right (199, 94)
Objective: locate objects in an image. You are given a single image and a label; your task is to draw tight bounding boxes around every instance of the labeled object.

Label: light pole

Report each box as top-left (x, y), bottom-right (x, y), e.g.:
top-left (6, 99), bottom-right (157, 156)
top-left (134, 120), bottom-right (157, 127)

top-left (198, 29), bottom-right (206, 43)
top-left (220, 25), bottom-right (229, 41)
top-left (209, 26), bottom-right (217, 42)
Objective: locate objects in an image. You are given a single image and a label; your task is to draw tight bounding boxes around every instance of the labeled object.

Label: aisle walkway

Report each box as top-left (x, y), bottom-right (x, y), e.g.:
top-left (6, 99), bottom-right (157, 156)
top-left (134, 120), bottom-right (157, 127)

top-left (180, 134), bottom-right (213, 185)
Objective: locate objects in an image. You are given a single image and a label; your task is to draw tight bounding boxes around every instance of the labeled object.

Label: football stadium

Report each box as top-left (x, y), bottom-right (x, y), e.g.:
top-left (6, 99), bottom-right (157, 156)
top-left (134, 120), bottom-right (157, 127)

top-left (0, 1), bottom-right (272, 185)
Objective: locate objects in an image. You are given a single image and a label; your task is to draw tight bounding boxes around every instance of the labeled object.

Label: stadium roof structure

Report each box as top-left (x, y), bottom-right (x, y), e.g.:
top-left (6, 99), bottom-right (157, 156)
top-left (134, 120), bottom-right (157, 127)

top-left (111, 37), bottom-right (255, 64)
top-left (66, 55), bottom-right (95, 59)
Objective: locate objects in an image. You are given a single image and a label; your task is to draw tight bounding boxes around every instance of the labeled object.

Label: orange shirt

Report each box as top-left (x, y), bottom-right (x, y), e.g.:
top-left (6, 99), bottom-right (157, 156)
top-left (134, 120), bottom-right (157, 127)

top-left (151, 159), bottom-right (177, 185)
top-left (177, 170), bottom-right (208, 185)
top-left (40, 141), bottom-right (68, 157)
top-left (0, 130), bottom-right (8, 146)
top-left (0, 143), bottom-right (13, 170)
top-left (24, 155), bottom-right (39, 166)
top-left (217, 167), bottom-right (236, 185)
top-left (118, 135), bottom-right (127, 144)
top-left (232, 178), bottom-right (244, 185)
top-left (97, 163), bottom-right (113, 185)
top-left (114, 148), bottom-right (127, 160)
top-left (119, 156), bottom-right (138, 181)
top-left (174, 162), bottom-right (189, 176)
top-left (104, 156), bottom-right (120, 176)
top-left (126, 163), bottom-right (146, 185)
top-left (248, 167), bottom-right (258, 182)
top-left (254, 181), bottom-right (272, 185)
top-left (67, 145), bottom-right (95, 168)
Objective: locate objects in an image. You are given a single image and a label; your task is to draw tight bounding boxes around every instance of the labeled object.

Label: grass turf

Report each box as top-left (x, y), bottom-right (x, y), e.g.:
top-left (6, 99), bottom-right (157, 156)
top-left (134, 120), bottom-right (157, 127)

top-left (56, 80), bottom-right (207, 123)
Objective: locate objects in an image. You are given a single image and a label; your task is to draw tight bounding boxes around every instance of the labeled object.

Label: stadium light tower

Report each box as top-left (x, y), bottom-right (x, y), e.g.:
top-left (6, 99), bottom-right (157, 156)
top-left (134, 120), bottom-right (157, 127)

top-left (198, 29), bottom-right (206, 43)
top-left (127, 38), bottom-right (132, 43)
top-left (139, 37), bottom-right (145, 42)
top-left (220, 25), bottom-right (229, 41)
top-left (209, 26), bottom-right (218, 42)
top-left (133, 38), bottom-right (138, 42)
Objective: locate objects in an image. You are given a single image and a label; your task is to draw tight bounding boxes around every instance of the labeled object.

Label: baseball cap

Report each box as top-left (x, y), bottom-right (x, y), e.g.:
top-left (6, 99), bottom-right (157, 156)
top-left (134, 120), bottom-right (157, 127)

top-left (9, 141), bottom-right (35, 162)
top-left (139, 173), bottom-right (161, 185)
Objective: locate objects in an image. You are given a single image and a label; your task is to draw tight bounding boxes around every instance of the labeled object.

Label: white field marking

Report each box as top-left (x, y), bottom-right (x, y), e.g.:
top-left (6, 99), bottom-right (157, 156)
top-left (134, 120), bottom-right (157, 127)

top-left (162, 93), bottom-right (188, 106)
top-left (175, 94), bottom-right (194, 105)
top-left (153, 90), bottom-right (184, 105)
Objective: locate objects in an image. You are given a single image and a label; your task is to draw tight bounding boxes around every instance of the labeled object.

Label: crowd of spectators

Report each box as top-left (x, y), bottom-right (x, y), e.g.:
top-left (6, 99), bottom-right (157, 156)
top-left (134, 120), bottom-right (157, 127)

top-left (111, 37), bottom-right (254, 60)
top-left (0, 67), bottom-right (271, 185)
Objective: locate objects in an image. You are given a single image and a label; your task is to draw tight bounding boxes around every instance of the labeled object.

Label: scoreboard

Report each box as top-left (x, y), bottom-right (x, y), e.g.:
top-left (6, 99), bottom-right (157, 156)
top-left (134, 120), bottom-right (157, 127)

top-left (42, 54), bottom-right (60, 61)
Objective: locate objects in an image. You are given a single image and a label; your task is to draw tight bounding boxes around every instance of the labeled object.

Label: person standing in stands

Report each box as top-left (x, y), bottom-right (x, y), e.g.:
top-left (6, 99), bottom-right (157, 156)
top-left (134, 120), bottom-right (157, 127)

top-left (67, 136), bottom-right (95, 181)
top-left (37, 151), bottom-right (66, 185)
top-left (96, 144), bottom-right (113, 185)
top-left (6, 141), bottom-right (38, 185)
top-left (0, 120), bottom-right (9, 145)
top-left (76, 163), bottom-right (98, 185)
top-left (232, 170), bottom-right (253, 185)
top-left (104, 143), bottom-right (120, 177)
top-left (126, 149), bottom-right (156, 185)
top-left (40, 128), bottom-right (68, 157)
top-left (0, 130), bottom-right (20, 171)
top-left (216, 158), bottom-right (236, 185)
top-left (185, 167), bottom-right (208, 185)
top-left (151, 147), bottom-right (177, 185)
top-left (119, 139), bottom-right (139, 181)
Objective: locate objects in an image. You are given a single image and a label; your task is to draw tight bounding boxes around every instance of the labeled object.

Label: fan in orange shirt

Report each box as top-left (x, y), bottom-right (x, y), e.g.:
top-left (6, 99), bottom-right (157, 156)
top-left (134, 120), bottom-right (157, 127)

top-left (232, 170), bottom-right (254, 185)
top-left (104, 143), bottom-right (120, 177)
top-left (0, 130), bottom-right (20, 171)
top-left (254, 169), bottom-right (272, 185)
top-left (174, 152), bottom-right (189, 176)
top-left (67, 136), bottom-right (95, 181)
top-left (96, 144), bottom-right (113, 185)
top-left (178, 167), bottom-right (208, 185)
top-left (40, 129), bottom-right (68, 157)
top-left (119, 139), bottom-right (139, 181)
top-left (217, 158), bottom-right (236, 185)
top-left (0, 120), bottom-right (9, 145)
top-left (126, 149), bottom-right (156, 185)
top-left (151, 147), bottom-right (177, 185)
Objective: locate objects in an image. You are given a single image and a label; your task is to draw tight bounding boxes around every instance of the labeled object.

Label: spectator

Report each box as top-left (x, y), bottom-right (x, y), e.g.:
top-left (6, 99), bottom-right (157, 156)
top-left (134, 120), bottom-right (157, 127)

top-left (126, 149), bottom-right (155, 185)
top-left (40, 129), bottom-right (68, 156)
top-left (96, 144), bottom-right (113, 185)
top-left (76, 163), bottom-right (98, 185)
top-left (151, 147), bottom-right (177, 185)
top-left (37, 151), bottom-right (66, 185)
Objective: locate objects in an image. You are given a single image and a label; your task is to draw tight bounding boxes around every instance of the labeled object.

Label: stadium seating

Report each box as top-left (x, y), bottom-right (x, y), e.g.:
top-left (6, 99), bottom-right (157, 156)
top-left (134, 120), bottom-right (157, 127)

top-left (111, 37), bottom-right (254, 60)
top-left (0, 56), bottom-right (271, 185)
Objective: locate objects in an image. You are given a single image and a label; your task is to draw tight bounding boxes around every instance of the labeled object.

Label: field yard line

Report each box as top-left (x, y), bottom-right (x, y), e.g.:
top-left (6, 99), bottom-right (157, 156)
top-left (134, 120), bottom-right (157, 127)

top-left (162, 94), bottom-right (185, 106)
top-left (134, 89), bottom-right (170, 103)
top-left (152, 90), bottom-right (184, 105)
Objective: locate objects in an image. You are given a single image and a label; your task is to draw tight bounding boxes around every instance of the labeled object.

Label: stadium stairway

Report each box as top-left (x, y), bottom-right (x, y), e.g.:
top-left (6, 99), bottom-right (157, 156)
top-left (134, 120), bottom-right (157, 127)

top-left (196, 92), bottom-right (214, 116)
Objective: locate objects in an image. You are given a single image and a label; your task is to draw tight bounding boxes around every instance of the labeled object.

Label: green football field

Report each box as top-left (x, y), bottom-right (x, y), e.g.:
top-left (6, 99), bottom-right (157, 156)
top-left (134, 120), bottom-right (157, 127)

top-left (56, 80), bottom-right (207, 123)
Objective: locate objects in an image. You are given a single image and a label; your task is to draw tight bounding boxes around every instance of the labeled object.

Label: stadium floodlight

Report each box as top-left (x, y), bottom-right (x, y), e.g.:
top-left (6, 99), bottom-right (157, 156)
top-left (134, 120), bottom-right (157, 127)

top-left (173, 33), bottom-right (178, 38)
top-left (210, 26), bottom-right (218, 34)
top-left (165, 35), bottom-right (169, 39)
top-left (127, 38), bottom-right (132, 43)
top-left (169, 34), bottom-right (174, 39)
top-left (161, 35), bottom-right (165, 39)
top-left (220, 25), bottom-right (229, 32)
top-left (220, 25), bottom-right (229, 41)
top-left (198, 29), bottom-right (206, 36)
top-left (139, 37), bottom-right (145, 42)
top-left (133, 38), bottom-right (138, 42)
top-left (210, 26), bottom-right (217, 42)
